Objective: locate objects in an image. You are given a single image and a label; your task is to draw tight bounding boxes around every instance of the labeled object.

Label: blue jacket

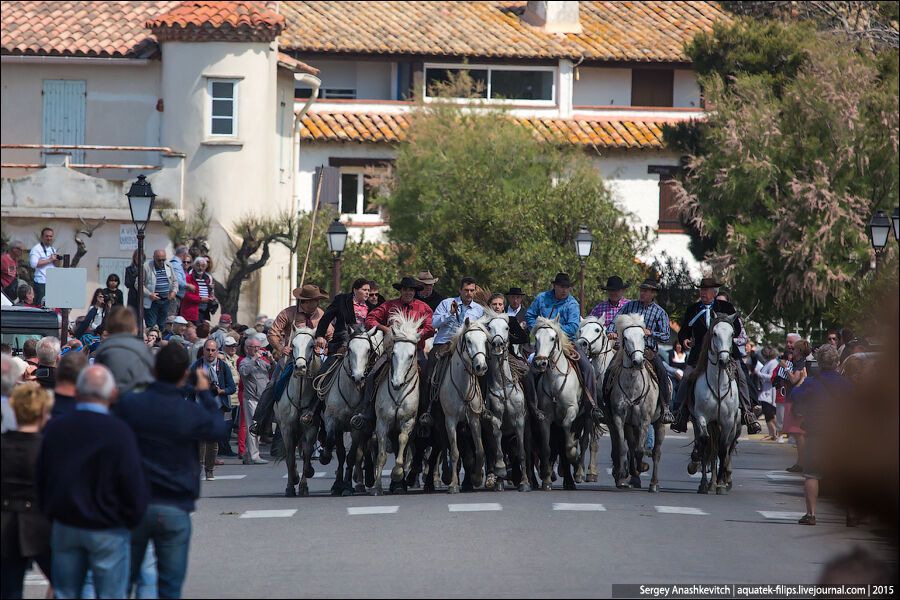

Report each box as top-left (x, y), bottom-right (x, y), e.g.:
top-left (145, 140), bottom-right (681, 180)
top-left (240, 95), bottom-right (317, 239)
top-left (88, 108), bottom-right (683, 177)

top-left (525, 290), bottom-right (581, 340)
top-left (790, 370), bottom-right (851, 436)
top-left (116, 382), bottom-right (229, 512)
top-left (169, 256), bottom-right (188, 300)
top-left (190, 357), bottom-right (237, 411)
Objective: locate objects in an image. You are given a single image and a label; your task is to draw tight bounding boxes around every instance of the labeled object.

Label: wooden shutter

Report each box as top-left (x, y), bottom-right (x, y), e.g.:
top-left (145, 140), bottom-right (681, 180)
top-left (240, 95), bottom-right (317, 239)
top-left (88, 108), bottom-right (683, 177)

top-left (314, 166), bottom-right (341, 208)
top-left (42, 80), bottom-right (86, 163)
top-left (631, 69), bottom-right (674, 107)
top-left (658, 179), bottom-right (685, 232)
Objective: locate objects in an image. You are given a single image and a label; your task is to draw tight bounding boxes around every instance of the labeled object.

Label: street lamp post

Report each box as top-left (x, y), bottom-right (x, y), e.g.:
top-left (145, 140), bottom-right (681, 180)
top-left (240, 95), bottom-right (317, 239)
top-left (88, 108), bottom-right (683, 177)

top-left (326, 218), bottom-right (348, 299)
top-left (574, 225), bottom-right (594, 316)
top-left (892, 208), bottom-right (899, 244)
top-left (126, 175), bottom-right (156, 337)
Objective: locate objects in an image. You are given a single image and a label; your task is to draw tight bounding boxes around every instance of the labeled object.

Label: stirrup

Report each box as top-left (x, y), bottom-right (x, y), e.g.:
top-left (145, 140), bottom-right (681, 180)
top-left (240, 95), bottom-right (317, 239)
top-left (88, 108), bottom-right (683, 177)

top-left (590, 407), bottom-right (604, 423)
top-left (249, 421), bottom-right (260, 436)
top-left (350, 414), bottom-right (367, 430)
top-left (661, 406), bottom-right (674, 424)
top-left (419, 412), bottom-right (433, 428)
top-left (670, 421), bottom-right (688, 433)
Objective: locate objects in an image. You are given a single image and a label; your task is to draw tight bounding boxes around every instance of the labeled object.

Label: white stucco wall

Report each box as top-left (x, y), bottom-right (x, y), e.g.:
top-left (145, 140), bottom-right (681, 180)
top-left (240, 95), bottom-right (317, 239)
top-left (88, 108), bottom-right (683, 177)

top-left (0, 60), bottom-right (162, 168)
top-left (297, 58), bottom-right (393, 100)
top-left (673, 69), bottom-right (701, 108)
top-left (573, 66), bottom-right (631, 106)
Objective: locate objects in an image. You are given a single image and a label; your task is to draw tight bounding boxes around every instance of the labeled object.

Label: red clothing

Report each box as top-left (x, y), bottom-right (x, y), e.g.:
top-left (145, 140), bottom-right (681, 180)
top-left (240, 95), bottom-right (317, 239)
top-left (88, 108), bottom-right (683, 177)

top-left (1, 252), bottom-right (17, 289)
top-left (179, 271), bottom-right (212, 323)
top-left (364, 298), bottom-right (434, 349)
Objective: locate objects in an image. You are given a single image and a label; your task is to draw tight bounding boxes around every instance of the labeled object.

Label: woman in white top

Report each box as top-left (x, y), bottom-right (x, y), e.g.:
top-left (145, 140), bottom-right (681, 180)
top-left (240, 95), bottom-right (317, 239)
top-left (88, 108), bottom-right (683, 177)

top-left (755, 346), bottom-right (780, 440)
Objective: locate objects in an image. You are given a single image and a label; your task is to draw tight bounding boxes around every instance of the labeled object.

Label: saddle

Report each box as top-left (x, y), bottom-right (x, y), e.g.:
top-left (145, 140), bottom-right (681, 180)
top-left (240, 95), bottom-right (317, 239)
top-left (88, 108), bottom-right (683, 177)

top-left (603, 353), bottom-right (659, 404)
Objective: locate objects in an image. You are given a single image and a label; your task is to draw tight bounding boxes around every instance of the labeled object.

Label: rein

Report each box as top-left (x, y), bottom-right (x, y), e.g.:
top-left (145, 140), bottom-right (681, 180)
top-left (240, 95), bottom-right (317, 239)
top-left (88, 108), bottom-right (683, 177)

top-left (533, 325), bottom-right (574, 406)
top-left (484, 317), bottom-right (521, 409)
top-left (615, 325), bottom-right (652, 407)
top-left (384, 338), bottom-right (419, 424)
top-left (449, 328), bottom-right (486, 415)
top-left (577, 327), bottom-right (614, 361)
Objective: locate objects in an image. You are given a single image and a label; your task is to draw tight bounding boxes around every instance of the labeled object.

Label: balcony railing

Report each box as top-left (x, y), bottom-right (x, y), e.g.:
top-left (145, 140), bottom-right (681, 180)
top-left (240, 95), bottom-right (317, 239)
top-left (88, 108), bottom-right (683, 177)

top-left (0, 144), bottom-right (184, 176)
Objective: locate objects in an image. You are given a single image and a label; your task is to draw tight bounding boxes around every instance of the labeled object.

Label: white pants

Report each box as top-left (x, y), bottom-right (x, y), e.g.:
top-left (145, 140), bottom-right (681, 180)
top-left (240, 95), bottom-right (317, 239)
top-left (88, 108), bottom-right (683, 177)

top-left (775, 404), bottom-right (785, 433)
top-left (244, 396), bottom-right (260, 461)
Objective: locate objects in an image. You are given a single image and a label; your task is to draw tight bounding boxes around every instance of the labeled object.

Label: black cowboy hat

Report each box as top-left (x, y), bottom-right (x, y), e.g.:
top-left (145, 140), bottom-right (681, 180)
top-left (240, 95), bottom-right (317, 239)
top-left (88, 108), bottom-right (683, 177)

top-left (638, 277), bottom-right (660, 291)
top-left (393, 276), bottom-right (425, 291)
top-left (601, 275), bottom-right (629, 291)
top-left (551, 272), bottom-right (573, 288)
top-left (505, 287), bottom-right (525, 296)
top-left (696, 276), bottom-right (724, 288)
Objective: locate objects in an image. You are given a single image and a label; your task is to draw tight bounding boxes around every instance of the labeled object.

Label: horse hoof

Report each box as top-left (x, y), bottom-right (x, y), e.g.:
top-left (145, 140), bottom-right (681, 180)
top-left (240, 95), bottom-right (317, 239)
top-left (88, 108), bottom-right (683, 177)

top-left (390, 466), bottom-right (404, 482)
top-left (285, 486), bottom-right (296, 497)
top-left (541, 481), bottom-right (553, 492)
top-left (318, 449), bottom-right (332, 465)
top-left (461, 482), bottom-right (475, 493)
top-left (304, 465), bottom-right (315, 479)
top-left (369, 488), bottom-right (383, 496)
top-left (485, 473), bottom-right (497, 489)
top-left (494, 480), bottom-right (505, 492)
top-left (424, 484), bottom-right (435, 494)
top-left (716, 486), bottom-right (729, 496)
top-left (518, 483), bottom-right (531, 493)
top-left (354, 483), bottom-right (367, 494)
top-left (649, 483), bottom-right (660, 493)
top-left (448, 485), bottom-right (460, 494)
top-left (585, 474), bottom-right (598, 483)
top-left (698, 486), bottom-right (709, 495)
top-left (330, 486), bottom-right (342, 497)
top-left (550, 471), bottom-right (558, 483)
top-left (341, 488), bottom-right (354, 497)
top-left (727, 480), bottom-right (734, 492)
top-left (563, 480), bottom-right (576, 491)
top-left (687, 461), bottom-right (699, 475)
top-left (441, 468), bottom-right (453, 486)
top-left (574, 473), bottom-right (584, 483)
top-left (630, 477), bottom-right (642, 489)
top-left (616, 480), bottom-right (630, 489)
top-left (299, 483), bottom-right (309, 497)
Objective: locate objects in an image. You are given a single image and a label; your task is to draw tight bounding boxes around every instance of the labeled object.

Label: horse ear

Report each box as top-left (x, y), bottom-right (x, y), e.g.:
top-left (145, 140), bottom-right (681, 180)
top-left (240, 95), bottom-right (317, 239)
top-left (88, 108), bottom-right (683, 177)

top-left (367, 326), bottom-right (378, 337)
top-left (464, 317), bottom-right (470, 327)
top-left (554, 315), bottom-right (560, 324)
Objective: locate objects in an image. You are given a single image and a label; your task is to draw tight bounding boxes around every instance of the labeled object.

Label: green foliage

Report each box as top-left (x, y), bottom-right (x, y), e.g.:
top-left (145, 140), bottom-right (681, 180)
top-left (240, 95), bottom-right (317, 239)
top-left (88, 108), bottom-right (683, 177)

top-left (647, 253), bottom-right (698, 324)
top-left (378, 89), bottom-right (648, 304)
top-left (158, 199), bottom-right (211, 257)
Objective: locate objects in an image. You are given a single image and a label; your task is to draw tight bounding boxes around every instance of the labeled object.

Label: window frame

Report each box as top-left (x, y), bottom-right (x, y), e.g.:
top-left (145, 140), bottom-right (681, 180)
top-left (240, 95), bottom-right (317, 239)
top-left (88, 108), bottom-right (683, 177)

top-left (337, 167), bottom-right (381, 222)
top-left (207, 79), bottom-right (239, 138)
top-left (422, 62), bottom-right (557, 106)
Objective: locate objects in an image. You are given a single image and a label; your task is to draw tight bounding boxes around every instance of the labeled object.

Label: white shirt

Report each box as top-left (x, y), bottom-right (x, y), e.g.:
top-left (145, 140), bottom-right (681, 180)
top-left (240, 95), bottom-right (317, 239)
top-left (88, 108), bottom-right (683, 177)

top-left (29, 243), bottom-right (57, 284)
top-left (507, 305), bottom-right (522, 318)
top-left (755, 358), bottom-right (779, 405)
top-left (432, 297), bottom-right (485, 345)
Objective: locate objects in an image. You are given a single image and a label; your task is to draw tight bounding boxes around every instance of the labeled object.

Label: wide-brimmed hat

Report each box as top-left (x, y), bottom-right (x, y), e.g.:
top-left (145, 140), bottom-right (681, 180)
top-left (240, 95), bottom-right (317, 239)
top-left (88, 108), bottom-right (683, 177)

top-left (601, 275), bottom-right (629, 291)
top-left (505, 287), bottom-right (525, 296)
top-left (415, 270), bottom-right (439, 285)
top-left (696, 277), bottom-right (724, 289)
top-left (292, 284), bottom-right (328, 301)
top-left (638, 277), bottom-right (660, 291)
top-left (393, 276), bottom-right (425, 291)
top-left (551, 272), bottom-right (573, 288)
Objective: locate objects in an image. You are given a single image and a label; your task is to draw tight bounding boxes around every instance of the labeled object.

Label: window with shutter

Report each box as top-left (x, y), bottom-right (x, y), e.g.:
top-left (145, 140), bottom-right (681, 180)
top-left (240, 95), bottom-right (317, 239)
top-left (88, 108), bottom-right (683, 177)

top-left (658, 179), bottom-right (685, 233)
top-left (631, 69), bottom-right (674, 107)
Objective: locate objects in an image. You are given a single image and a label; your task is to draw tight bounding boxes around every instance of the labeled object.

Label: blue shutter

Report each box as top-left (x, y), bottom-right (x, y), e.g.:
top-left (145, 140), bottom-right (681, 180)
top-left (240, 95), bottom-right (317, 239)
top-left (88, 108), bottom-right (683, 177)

top-left (42, 80), bottom-right (86, 163)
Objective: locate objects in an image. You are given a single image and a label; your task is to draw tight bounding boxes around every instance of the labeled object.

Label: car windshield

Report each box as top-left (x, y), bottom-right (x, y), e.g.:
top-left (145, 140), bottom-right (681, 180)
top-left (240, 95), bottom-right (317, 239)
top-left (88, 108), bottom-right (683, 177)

top-left (1, 332), bottom-right (45, 354)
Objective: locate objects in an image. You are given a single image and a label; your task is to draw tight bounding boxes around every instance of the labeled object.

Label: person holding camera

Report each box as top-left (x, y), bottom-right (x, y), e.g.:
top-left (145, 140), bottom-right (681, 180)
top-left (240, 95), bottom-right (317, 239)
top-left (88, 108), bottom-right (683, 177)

top-left (190, 338), bottom-right (236, 480)
top-left (74, 288), bottom-right (111, 342)
top-left (28, 227), bottom-right (59, 306)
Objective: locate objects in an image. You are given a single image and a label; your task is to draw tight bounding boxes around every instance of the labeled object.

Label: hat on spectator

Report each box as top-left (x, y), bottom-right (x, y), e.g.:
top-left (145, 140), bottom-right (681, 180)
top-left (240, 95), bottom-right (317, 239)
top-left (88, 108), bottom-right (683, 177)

top-left (165, 315), bottom-right (176, 324)
top-left (173, 316), bottom-right (189, 325)
top-left (223, 336), bottom-right (238, 347)
top-left (219, 314), bottom-right (233, 325)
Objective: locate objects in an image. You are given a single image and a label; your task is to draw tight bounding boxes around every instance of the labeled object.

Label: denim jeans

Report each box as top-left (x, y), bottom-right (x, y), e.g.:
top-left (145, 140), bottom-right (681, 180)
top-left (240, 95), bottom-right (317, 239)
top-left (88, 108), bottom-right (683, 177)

top-left (145, 299), bottom-right (170, 329)
top-left (81, 544), bottom-right (157, 599)
top-left (130, 504), bottom-right (192, 599)
top-left (51, 522), bottom-right (131, 599)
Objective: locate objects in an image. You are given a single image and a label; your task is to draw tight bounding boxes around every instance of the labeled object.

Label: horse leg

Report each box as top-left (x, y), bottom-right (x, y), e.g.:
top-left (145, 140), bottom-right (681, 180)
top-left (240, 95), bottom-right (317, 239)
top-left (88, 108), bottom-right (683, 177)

top-left (697, 435), bottom-right (709, 494)
top-left (445, 414), bottom-right (462, 494)
top-left (392, 417), bottom-right (415, 491)
top-left (370, 423), bottom-right (388, 496)
top-left (716, 425), bottom-right (730, 495)
top-left (649, 420), bottom-right (664, 493)
top-left (299, 424), bottom-right (316, 497)
top-left (467, 411), bottom-right (486, 489)
top-left (320, 412), bottom-right (336, 465)
top-left (515, 415), bottom-right (530, 492)
top-left (630, 421), bottom-right (648, 489)
top-left (538, 416), bottom-right (553, 491)
top-left (587, 422), bottom-right (601, 483)
top-left (343, 433), bottom-right (358, 496)
top-left (331, 428), bottom-right (347, 496)
top-left (489, 412), bottom-right (507, 488)
top-left (282, 423), bottom-right (298, 496)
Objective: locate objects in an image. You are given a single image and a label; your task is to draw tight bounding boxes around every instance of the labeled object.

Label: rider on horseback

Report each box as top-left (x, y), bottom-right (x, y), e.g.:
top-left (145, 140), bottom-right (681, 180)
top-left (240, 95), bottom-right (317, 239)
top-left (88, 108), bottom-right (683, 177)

top-left (525, 272), bottom-right (602, 423)
top-left (670, 277), bottom-right (762, 436)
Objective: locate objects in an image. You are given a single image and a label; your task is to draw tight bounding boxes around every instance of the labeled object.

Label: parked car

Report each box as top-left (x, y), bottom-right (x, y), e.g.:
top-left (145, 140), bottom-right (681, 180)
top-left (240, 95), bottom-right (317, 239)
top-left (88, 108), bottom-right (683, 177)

top-left (1, 304), bottom-right (61, 355)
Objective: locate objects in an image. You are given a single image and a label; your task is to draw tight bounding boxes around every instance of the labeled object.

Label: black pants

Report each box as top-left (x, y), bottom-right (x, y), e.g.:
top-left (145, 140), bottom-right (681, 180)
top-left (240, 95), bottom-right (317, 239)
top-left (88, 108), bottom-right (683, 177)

top-left (651, 352), bottom-right (672, 410)
top-left (0, 552), bottom-right (51, 599)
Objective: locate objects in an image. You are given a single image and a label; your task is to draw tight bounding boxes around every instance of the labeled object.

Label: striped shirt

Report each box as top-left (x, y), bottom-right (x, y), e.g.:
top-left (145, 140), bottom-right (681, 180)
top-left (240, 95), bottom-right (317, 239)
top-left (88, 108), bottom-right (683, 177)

top-left (197, 278), bottom-right (209, 300)
top-left (154, 265), bottom-right (169, 295)
top-left (589, 297), bottom-right (631, 328)
top-left (606, 300), bottom-right (670, 350)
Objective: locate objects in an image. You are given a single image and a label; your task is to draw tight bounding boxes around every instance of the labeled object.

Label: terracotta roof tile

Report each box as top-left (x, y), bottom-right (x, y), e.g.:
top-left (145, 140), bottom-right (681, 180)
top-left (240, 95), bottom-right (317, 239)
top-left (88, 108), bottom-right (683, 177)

top-left (300, 110), bottom-right (679, 149)
top-left (276, 51), bottom-right (318, 75)
top-left (281, 1), bottom-right (728, 63)
top-left (147, 1), bottom-right (284, 43)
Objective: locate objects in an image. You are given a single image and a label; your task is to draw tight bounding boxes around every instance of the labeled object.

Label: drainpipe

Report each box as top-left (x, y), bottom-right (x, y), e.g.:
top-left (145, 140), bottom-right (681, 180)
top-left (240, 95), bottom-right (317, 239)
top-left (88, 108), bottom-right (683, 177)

top-left (289, 73), bottom-right (321, 297)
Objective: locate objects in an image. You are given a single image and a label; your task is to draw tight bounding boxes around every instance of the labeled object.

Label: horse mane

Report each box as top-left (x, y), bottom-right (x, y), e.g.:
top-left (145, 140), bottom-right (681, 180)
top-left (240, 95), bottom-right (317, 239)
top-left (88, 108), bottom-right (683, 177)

top-left (450, 316), bottom-right (488, 348)
top-left (479, 306), bottom-right (505, 322)
top-left (386, 309), bottom-right (423, 347)
top-left (535, 316), bottom-right (575, 356)
top-left (581, 314), bottom-right (605, 329)
top-left (614, 313), bottom-right (645, 336)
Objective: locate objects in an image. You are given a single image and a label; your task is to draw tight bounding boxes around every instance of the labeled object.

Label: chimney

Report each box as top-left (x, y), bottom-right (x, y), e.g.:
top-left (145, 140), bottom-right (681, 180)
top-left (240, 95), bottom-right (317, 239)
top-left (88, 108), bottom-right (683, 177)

top-left (523, 1), bottom-right (582, 34)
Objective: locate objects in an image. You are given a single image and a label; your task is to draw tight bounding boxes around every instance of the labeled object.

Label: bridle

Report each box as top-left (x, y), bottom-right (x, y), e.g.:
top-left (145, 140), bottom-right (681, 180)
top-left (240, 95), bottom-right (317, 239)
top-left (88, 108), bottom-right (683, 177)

top-left (485, 316), bottom-right (509, 355)
top-left (577, 325), bottom-right (614, 361)
top-left (619, 325), bottom-right (647, 366)
top-left (287, 330), bottom-right (319, 414)
top-left (615, 325), bottom-right (651, 406)
top-left (484, 317), bottom-right (520, 408)
top-left (705, 321), bottom-right (735, 408)
top-left (449, 326), bottom-right (487, 413)
top-left (532, 324), bottom-right (573, 404)
top-left (291, 330), bottom-right (316, 374)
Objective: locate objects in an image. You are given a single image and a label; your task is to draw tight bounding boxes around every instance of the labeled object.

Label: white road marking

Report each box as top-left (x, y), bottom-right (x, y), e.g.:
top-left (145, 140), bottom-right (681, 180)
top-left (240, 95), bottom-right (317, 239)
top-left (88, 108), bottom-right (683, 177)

top-left (448, 503), bottom-right (503, 512)
top-left (758, 511), bottom-right (806, 521)
top-left (654, 505), bottom-right (708, 515)
top-left (765, 471), bottom-right (804, 483)
top-left (210, 475), bottom-right (246, 480)
top-left (347, 506), bottom-right (399, 515)
top-left (553, 503), bottom-right (606, 511)
top-left (239, 509), bottom-right (297, 519)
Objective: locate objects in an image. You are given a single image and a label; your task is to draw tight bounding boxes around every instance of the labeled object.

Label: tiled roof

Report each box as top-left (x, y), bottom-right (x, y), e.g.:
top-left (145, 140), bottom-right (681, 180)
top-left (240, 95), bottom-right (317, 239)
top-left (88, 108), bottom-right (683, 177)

top-left (147, 1), bottom-right (284, 43)
top-left (300, 110), bottom-right (675, 149)
top-left (277, 51), bottom-right (319, 75)
top-left (280, 1), bottom-right (728, 63)
top-left (0, 1), bottom-right (180, 58)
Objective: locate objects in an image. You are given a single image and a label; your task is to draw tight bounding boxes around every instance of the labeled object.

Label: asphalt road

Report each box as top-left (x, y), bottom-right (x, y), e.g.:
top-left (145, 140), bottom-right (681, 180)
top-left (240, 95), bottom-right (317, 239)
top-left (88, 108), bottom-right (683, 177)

top-left (24, 430), bottom-right (891, 598)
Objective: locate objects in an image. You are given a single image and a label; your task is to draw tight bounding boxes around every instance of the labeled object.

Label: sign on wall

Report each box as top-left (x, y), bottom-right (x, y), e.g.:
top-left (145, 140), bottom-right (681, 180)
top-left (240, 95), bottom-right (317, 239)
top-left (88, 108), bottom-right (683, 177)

top-left (120, 224), bottom-right (138, 251)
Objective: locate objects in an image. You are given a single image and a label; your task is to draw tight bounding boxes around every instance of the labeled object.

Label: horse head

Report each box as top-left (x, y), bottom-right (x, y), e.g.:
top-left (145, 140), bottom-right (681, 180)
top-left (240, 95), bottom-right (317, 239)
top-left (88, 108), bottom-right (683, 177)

top-left (459, 317), bottom-right (488, 376)
top-left (347, 326), bottom-right (379, 387)
top-left (388, 312), bottom-right (423, 391)
top-left (616, 314), bottom-right (647, 367)
top-left (532, 318), bottom-right (561, 373)
top-left (710, 312), bottom-right (737, 365)
top-left (291, 328), bottom-right (316, 376)
top-left (577, 315), bottom-right (607, 358)
top-left (481, 310), bottom-right (510, 356)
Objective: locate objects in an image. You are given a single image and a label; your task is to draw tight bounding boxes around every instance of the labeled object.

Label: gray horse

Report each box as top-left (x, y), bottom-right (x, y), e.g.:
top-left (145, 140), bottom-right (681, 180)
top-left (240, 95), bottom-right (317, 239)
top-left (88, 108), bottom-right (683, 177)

top-left (606, 314), bottom-right (664, 492)
top-left (689, 312), bottom-right (740, 495)
top-left (438, 317), bottom-right (490, 494)
top-left (576, 315), bottom-right (614, 483)
top-left (371, 312), bottom-right (423, 496)
top-left (318, 326), bottom-right (384, 496)
top-left (482, 309), bottom-right (530, 492)
top-left (274, 328), bottom-right (322, 497)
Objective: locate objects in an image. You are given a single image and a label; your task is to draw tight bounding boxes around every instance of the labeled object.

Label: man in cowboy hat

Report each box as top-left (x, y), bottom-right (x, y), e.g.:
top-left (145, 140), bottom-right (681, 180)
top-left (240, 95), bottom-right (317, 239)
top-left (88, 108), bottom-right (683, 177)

top-left (414, 270), bottom-right (445, 312)
top-left (350, 277), bottom-right (435, 431)
top-left (671, 277), bottom-right (762, 436)
top-left (604, 277), bottom-right (675, 424)
top-left (590, 275), bottom-right (631, 328)
top-left (249, 284), bottom-right (332, 439)
top-left (504, 286), bottom-right (532, 357)
top-left (525, 272), bottom-right (602, 422)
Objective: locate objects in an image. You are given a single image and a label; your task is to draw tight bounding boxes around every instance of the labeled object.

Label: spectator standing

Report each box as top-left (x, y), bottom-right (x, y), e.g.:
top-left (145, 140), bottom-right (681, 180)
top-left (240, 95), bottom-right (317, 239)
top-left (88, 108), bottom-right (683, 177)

top-left (238, 337), bottom-right (272, 465)
top-left (2, 354), bottom-right (23, 433)
top-left (103, 274), bottom-right (124, 307)
top-left (168, 246), bottom-right (193, 317)
top-left (91, 306), bottom-right (155, 395)
top-left (51, 351), bottom-right (88, 419)
top-left (33, 337), bottom-right (60, 390)
top-left (165, 316), bottom-right (189, 341)
top-left (145, 327), bottom-right (162, 354)
top-left (191, 339), bottom-right (237, 479)
top-left (115, 344), bottom-right (229, 598)
top-left (143, 249), bottom-right (177, 330)
top-left (210, 314), bottom-right (234, 350)
top-left (29, 228), bottom-right (59, 306)
top-left (191, 322), bottom-right (211, 361)
top-left (220, 336), bottom-right (241, 458)
top-left (124, 250), bottom-right (143, 311)
top-left (755, 346), bottom-right (780, 440)
top-left (2, 240), bottom-right (25, 299)
top-left (14, 283), bottom-right (40, 308)
top-left (36, 365), bottom-right (148, 599)
top-left (180, 257), bottom-right (216, 325)
top-left (20, 340), bottom-right (39, 381)
top-left (1, 383), bottom-right (54, 600)
top-left (783, 338), bottom-right (811, 471)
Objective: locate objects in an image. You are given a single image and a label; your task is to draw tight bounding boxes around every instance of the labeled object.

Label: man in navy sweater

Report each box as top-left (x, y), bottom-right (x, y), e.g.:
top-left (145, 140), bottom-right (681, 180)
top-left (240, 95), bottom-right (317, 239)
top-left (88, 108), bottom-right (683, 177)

top-left (116, 342), bottom-right (229, 599)
top-left (36, 364), bottom-right (148, 599)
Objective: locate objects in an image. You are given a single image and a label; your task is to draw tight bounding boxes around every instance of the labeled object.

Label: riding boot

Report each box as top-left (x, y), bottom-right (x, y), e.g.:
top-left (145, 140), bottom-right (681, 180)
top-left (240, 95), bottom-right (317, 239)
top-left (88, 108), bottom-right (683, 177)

top-left (651, 352), bottom-right (674, 424)
top-left (418, 352), bottom-right (437, 432)
top-left (670, 365), bottom-right (694, 433)
top-left (576, 351), bottom-right (603, 423)
top-left (524, 371), bottom-right (544, 422)
top-left (351, 354), bottom-right (386, 430)
top-left (736, 364), bottom-right (762, 435)
top-left (687, 443), bottom-right (700, 475)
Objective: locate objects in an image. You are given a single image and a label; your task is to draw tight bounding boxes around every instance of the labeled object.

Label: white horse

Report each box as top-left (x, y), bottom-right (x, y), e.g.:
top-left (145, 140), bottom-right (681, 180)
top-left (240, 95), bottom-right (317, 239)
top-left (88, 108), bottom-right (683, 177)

top-left (318, 326), bottom-right (385, 496)
top-left (482, 309), bottom-right (530, 492)
top-left (275, 327), bottom-right (322, 497)
top-left (532, 317), bottom-right (585, 491)
top-left (371, 312), bottom-right (423, 496)
top-left (690, 312), bottom-right (740, 495)
top-left (576, 315), bottom-right (614, 483)
top-left (439, 317), bottom-right (490, 494)
top-left (606, 314), bottom-right (663, 492)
